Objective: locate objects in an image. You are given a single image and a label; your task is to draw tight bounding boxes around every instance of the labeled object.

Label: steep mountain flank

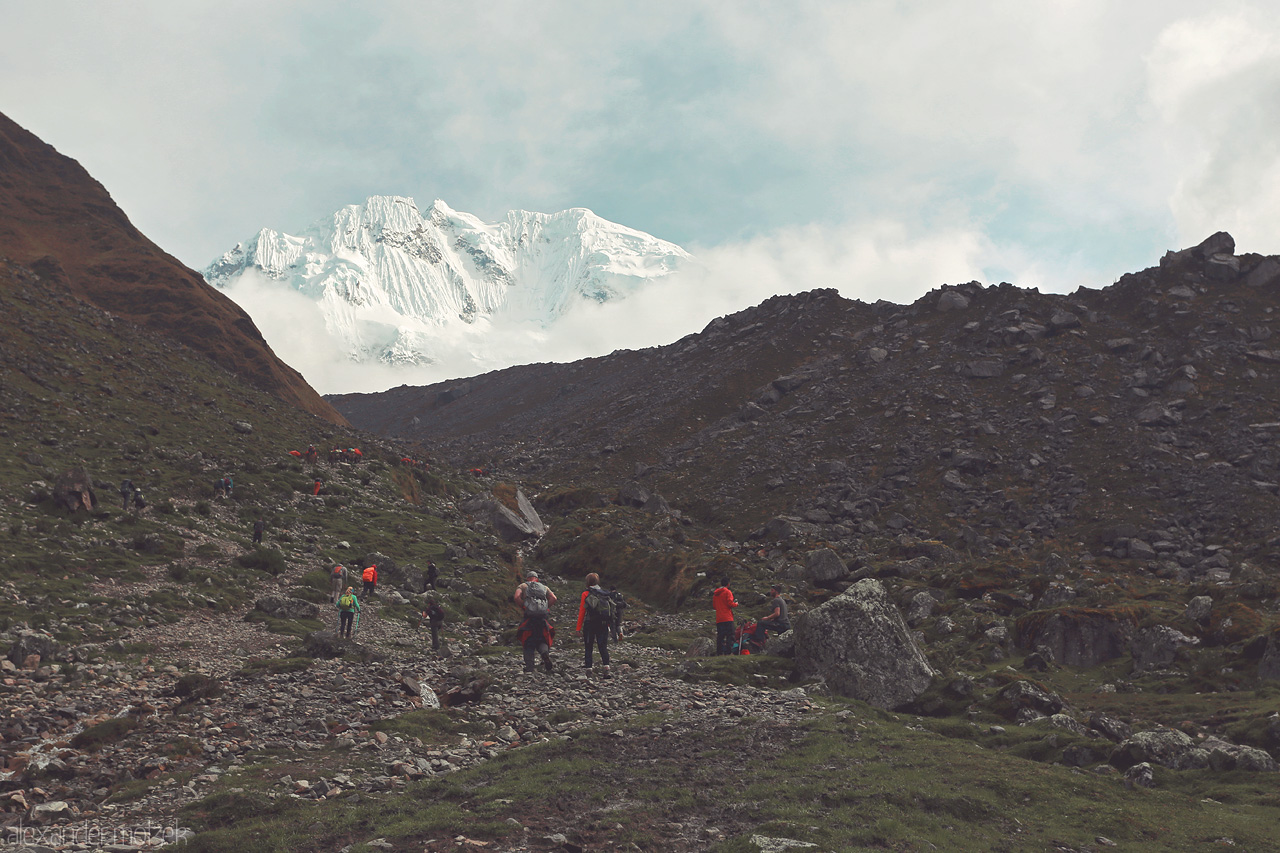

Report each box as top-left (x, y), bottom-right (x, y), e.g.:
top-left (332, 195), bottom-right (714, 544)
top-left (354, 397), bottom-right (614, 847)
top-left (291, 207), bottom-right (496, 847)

top-left (0, 111), bottom-right (345, 425)
top-left (333, 233), bottom-right (1280, 572)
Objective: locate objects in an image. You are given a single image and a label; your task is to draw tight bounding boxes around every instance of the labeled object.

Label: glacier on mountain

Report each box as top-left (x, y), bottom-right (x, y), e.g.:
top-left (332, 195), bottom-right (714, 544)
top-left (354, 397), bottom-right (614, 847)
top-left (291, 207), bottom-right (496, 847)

top-left (203, 196), bottom-right (691, 367)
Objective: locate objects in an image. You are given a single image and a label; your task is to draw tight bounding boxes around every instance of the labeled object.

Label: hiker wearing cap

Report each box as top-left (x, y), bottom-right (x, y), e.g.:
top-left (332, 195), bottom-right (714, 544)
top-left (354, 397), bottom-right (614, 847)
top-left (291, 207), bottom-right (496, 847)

top-left (576, 572), bottom-right (615, 677)
top-left (336, 586), bottom-right (360, 638)
top-left (751, 585), bottom-right (790, 645)
top-left (514, 571), bottom-right (557, 673)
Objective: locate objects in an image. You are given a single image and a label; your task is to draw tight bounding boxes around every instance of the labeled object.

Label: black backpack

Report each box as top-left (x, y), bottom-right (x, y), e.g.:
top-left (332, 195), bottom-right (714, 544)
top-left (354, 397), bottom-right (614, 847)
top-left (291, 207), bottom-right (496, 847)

top-left (585, 588), bottom-right (616, 624)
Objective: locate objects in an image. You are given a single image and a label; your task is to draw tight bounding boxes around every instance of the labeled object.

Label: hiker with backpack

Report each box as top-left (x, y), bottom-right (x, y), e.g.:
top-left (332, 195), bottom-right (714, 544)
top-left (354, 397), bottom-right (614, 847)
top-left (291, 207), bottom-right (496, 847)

top-left (329, 564), bottom-right (348, 603)
top-left (514, 571), bottom-right (557, 673)
top-left (713, 576), bottom-right (739, 655)
top-left (751, 585), bottom-right (791, 647)
top-left (336, 586), bottom-right (360, 639)
top-left (576, 572), bottom-right (615, 677)
top-left (362, 564), bottom-right (378, 598)
top-left (423, 596), bottom-right (445, 651)
top-left (119, 479), bottom-right (135, 510)
top-left (426, 561), bottom-right (439, 590)
top-left (252, 516), bottom-right (265, 545)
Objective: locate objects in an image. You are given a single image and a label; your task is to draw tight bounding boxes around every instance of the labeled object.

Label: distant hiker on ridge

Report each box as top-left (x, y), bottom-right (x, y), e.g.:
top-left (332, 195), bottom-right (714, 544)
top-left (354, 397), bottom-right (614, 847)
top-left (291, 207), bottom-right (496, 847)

top-left (252, 516), bottom-right (265, 545)
top-left (713, 576), bottom-right (738, 655)
top-left (514, 571), bottom-right (556, 673)
top-left (119, 479), bottom-right (135, 510)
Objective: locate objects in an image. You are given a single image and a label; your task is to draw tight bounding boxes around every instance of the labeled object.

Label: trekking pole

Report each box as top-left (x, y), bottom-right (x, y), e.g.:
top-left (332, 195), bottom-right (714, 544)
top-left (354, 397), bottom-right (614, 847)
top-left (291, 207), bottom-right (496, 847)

top-left (353, 608), bottom-right (361, 638)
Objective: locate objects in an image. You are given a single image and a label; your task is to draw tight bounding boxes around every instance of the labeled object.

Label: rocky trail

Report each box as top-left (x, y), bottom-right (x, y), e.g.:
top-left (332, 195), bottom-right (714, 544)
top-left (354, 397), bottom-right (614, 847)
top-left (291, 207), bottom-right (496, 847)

top-left (1, 583), bottom-right (822, 852)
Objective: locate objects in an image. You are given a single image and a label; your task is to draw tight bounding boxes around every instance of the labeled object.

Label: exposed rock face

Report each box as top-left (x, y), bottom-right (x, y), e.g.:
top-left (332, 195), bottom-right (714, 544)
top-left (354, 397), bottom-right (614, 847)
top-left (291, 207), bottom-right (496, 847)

top-left (462, 489), bottom-right (546, 542)
top-left (1015, 608), bottom-right (1137, 667)
top-left (53, 467), bottom-right (97, 512)
top-left (791, 579), bottom-right (934, 709)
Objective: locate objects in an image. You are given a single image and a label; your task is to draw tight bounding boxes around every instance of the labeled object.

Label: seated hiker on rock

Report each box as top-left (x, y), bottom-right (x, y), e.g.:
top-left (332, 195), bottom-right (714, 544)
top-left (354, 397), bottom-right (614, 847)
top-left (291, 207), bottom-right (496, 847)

top-left (576, 572), bottom-right (615, 678)
top-left (514, 571), bottom-right (557, 673)
top-left (336, 586), bottom-right (360, 639)
top-left (751, 585), bottom-right (790, 646)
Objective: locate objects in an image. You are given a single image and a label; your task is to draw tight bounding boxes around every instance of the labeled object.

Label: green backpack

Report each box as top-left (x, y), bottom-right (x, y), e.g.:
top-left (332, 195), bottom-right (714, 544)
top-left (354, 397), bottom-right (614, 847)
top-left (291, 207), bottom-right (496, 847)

top-left (338, 592), bottom-right (356, 611)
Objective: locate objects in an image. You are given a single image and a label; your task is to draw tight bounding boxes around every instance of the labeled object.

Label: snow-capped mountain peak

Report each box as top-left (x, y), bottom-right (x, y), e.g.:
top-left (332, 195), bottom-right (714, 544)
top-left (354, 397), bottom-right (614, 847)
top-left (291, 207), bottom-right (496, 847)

top-left (203, 196), bottom-right (691, 368)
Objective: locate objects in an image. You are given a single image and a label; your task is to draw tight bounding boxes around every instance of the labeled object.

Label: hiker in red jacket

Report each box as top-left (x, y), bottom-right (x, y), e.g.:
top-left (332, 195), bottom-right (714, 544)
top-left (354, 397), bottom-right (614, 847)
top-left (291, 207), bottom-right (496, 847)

top-left (362, 564), bottom-right (378, 598)
top-left (712, 576), bottom-right (738, 655)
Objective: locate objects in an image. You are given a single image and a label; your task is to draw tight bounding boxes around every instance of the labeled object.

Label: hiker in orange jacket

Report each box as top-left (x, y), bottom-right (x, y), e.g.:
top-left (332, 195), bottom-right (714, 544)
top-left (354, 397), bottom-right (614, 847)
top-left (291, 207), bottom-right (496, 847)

top-left (713, 576), bottom-right (738, 655)
top-left (362, 564), bottom-right (378, 598)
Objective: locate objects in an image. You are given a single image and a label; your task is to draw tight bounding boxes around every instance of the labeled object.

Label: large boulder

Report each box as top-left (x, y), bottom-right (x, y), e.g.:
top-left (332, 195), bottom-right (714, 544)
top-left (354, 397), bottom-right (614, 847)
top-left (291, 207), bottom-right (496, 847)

top-left (1015, 607), bottom-right (1138, 667)
top-left (804, 548), bottom-right (849, 587)
top-left (1111, 729), bottom-right (1197, 770)
top-left (1131, 625), bottom-right (1199, 673)
top-left (791, 579), bottom-right (935, 709)
top-left (53, 467), bottom-right (98, 512)
top-left (464, 489), bottom-right (546, 542)
top-left (253, 596), bottom-right (320, 620)
top-left (7, 631), bottom-right (60, 666)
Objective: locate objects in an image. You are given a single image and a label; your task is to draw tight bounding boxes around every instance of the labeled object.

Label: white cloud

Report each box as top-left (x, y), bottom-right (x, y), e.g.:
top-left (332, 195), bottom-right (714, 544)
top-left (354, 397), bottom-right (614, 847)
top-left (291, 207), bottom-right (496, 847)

top-left (233, 218), bottom-right (1001, 394)
top-left (1146, 8), bottom-right (1280, 251)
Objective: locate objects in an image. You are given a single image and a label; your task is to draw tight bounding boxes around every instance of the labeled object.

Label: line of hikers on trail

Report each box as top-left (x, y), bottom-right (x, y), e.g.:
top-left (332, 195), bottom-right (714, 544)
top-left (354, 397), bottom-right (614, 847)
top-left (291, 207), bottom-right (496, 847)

top-left (328, 560), bottom-right (445, 647)
top-left (713, 578), bottom-right (790, 655)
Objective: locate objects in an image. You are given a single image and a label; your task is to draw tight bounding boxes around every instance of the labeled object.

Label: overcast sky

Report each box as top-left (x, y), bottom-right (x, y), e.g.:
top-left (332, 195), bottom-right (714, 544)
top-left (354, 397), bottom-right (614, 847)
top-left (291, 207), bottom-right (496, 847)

top-left (4, 1), bottom-right (1280, 391)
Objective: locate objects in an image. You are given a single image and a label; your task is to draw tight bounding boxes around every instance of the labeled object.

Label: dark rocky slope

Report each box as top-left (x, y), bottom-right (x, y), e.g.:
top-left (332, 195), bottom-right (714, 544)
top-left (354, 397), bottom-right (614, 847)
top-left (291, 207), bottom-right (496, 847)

top-left (0, 111), bottom-right (344, 425)
top-left (333, 233), bottom-right (1280, 577)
